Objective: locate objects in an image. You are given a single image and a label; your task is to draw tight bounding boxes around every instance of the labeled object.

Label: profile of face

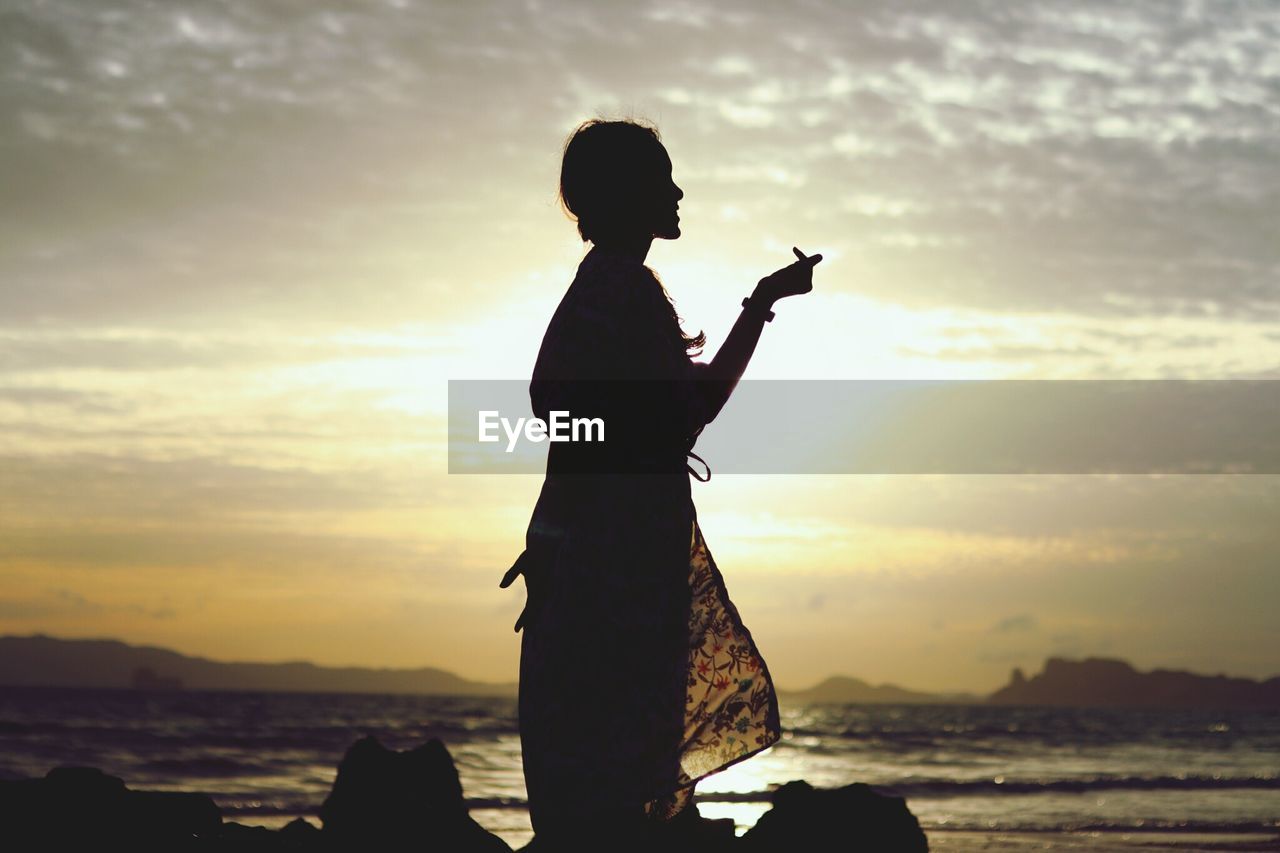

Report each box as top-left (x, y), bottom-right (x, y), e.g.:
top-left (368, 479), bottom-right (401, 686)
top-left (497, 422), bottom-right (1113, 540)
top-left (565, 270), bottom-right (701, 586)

top-left (559, 120), bottom-right (685, 245)
top-left (638, 143), bottom-right (684, 241)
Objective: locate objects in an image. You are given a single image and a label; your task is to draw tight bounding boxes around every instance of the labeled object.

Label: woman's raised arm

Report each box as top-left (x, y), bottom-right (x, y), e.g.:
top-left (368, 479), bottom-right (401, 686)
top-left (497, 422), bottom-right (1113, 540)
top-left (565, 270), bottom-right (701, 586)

top-left (697, 247), bottom-right (822, 423)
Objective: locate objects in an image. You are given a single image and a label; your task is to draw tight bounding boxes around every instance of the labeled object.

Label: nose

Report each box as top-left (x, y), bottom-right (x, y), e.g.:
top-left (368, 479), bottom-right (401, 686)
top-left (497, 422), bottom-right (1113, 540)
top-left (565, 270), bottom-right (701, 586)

top-left (674, 183), bottom-right (684, 202)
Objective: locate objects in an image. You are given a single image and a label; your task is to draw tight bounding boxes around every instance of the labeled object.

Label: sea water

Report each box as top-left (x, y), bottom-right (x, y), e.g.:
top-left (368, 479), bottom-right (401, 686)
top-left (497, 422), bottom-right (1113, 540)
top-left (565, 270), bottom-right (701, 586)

top-left (1, 687), bottom-right (1276, 848)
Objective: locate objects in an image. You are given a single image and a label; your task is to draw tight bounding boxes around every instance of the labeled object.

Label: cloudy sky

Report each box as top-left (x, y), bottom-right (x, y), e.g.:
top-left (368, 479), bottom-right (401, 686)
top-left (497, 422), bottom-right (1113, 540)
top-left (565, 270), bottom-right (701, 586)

top-left (3, 0), bottom-right (1279, 692)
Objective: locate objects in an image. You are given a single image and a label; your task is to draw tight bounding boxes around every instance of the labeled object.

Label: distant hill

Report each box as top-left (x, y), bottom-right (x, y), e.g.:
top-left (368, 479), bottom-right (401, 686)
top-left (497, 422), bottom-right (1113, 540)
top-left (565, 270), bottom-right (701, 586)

top-left (780, 675), bottom-right (977, 705)
top-left (8, 636), bottom-right (1277, 709)
top-left (988, 657), bottom-right (1280, 709)
top-left (0, 635), bottom-right (516, 698)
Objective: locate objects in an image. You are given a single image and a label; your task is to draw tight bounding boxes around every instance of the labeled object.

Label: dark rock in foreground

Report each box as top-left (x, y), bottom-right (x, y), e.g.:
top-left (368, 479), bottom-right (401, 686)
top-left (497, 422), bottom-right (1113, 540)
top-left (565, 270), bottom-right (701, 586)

top-left (741, 780), bottom-right (928, 852)
top-left (0, 737), bottom-right (510, 851)
top-left (0, 765), bottom-right (222, 847)
top-left (0, 736), bottom-right (927, 851)
top-left (515, 805), bottom-right (740, 853)
top-left (320, 735), bottom-right (510, 851)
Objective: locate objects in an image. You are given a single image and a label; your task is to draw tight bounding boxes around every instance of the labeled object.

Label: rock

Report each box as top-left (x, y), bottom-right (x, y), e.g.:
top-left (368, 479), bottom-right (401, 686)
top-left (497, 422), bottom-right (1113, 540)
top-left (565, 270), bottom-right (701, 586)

top-left (279, 816), bottom-right (323, 845)
top-left (0, 740), bottom-right (936, 852)
top-left (517, 803), bottom-right (738, 853)
top-left (988, 656), bottom-right (1280, 709)
top-left (318, 735), bottom-right (510, 852)
top-left (741, 780), bottom-right (928, 852)
top-left (660, 807), bottom-right (738, 853)
top-left (0, 765), bottom-right (223, 848)
top-left (218, 821), bottom-right (291, 850)
top-left (516, 809), bottom-right (705, 853)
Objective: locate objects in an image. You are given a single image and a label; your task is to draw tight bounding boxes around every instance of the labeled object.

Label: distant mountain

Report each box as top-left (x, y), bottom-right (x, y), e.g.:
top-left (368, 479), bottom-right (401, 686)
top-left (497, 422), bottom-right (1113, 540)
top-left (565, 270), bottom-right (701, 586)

top-left (0, 635), bottom-right (516, 698)
top-left (781, 675), bottom-right (977, 705)
top-left (9, 637), bottom-right (1276, 710)
top-left (988, 657), bottom-right (1280, 709)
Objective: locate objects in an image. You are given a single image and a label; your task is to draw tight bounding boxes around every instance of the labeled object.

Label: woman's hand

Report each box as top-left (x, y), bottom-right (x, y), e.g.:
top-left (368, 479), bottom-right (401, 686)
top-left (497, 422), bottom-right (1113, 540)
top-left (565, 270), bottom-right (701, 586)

top-left (697, 246), bottom-right (824, 425)
top-left (755, 246), bottom-right (823, 304)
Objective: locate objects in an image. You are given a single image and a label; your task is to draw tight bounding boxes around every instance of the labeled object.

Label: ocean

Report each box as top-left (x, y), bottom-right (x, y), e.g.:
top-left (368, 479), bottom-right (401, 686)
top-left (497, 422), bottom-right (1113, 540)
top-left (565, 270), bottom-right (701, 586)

top-left (2, 687), bottom-right (1278, 850)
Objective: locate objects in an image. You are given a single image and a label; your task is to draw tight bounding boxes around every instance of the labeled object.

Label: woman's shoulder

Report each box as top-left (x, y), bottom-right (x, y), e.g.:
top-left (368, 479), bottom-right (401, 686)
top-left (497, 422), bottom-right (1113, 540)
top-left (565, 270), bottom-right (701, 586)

top-left (544, 250), bottom-right (665, 344)
top-left (573, 247), bottom-right (660, 308)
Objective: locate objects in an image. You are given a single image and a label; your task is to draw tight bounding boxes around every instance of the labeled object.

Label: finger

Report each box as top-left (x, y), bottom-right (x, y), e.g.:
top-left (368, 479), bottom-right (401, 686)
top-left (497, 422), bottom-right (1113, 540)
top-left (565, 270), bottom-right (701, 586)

top-left (793, 247), bottom-right (823, 267)
top-left (499, 561), bottom-right (523, 588)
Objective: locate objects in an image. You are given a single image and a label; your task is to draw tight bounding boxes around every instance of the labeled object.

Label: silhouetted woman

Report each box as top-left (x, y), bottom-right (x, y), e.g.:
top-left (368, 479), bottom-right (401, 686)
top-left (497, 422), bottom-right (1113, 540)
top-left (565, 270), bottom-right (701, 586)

top-left (501, 119), bottom-right (821, 851)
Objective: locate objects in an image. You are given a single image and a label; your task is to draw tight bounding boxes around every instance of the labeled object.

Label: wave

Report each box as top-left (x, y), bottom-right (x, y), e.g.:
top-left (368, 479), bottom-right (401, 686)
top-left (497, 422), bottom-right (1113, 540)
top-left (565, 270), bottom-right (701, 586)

top-left (217, 800), bottom-right (320, 817)
top-left (219, 798), bottom-right (1279, 836)
top-left (208, 790), bottom-right (1280, 840)
top-left (456, 800), bottom-right (1280, 838)
top-left (929, 820), bottom-right (1280, 835)
top-left (450, 774), bottom-right (1280, 808)
top-left (139, 757), bottom-right (279, 778)
top-left (219, 795), bottom-right (532, 816)
top-left (894, 774), bottom-right (1280, 797)
top-left (692, 774), bottom-right (1280, 801)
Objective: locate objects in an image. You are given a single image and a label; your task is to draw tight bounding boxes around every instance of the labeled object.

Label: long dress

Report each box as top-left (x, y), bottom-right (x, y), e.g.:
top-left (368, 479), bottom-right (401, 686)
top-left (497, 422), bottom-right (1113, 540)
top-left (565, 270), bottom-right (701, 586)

top-left (507, 245), bottom-right (780, 839)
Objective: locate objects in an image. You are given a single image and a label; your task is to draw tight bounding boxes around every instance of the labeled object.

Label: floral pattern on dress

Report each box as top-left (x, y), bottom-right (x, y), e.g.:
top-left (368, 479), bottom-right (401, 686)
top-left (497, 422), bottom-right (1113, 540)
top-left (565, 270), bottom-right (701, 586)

top-left (644, 519), bottom-right (781, 820)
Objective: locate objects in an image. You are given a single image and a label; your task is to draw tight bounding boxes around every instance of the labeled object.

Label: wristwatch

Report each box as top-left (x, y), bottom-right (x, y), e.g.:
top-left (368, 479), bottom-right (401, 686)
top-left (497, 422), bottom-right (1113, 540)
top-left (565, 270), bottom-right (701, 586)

top-left (742, 296), bottom-right (775, 322)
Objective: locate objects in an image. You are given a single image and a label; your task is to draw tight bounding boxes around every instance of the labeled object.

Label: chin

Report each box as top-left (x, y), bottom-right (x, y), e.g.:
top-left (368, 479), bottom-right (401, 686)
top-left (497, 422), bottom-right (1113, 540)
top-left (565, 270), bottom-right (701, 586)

top-left (656, 223), bottom-right (681, 240)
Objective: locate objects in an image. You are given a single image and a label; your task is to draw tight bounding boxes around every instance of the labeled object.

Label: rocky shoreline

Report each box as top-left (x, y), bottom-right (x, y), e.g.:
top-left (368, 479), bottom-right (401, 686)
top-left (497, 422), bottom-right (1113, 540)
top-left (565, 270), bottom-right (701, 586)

top-left (0, 735), bottom-right (928, 851)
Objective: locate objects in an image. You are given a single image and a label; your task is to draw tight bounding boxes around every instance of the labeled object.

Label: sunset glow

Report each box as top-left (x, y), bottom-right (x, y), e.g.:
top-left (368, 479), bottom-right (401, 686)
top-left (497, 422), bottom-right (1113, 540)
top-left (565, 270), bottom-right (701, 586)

top-left (4, 0), bottom-right (1279, 696)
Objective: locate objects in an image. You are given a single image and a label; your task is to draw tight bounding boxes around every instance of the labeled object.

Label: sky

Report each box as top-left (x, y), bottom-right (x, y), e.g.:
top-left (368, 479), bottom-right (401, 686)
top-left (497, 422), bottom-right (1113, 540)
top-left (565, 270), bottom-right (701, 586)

top-left (2, 0), bottom-right (1279, 693)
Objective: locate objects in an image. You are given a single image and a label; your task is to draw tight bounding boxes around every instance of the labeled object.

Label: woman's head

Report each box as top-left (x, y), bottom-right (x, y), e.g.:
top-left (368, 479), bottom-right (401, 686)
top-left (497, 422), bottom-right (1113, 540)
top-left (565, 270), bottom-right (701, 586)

top-left (559, 119), bottom-right (684, 244)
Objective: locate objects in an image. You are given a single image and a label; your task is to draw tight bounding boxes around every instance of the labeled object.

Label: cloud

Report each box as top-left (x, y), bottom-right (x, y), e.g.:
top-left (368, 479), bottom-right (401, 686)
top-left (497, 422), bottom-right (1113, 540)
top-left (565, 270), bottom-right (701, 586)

top-left (0, 386), bottom-right (130, 414)
top-left (0, 453), bottom-right (442, 519)
top-left (991, 613), bottom-right (1038, 633)
top-left (50, 588), bottom-right (176, 620)
top-left (0, 589), bottom-right (174, 621)
top-left (977, 648), bottom-right (1033, 665)
top-left (3, 0), bottom-right (1278, 329)
top-left (0, 331), bottom-right (446, 372)
top-left (4, 0), bottom-right (1280, 688)
top-left (899, 343), bottom-right (1107, 362)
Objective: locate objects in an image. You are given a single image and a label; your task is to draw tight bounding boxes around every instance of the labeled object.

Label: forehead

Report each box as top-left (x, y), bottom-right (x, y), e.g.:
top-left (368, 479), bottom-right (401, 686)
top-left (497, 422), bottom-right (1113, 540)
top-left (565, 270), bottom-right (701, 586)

top-left (644, 141), bottom-right (673, 173)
